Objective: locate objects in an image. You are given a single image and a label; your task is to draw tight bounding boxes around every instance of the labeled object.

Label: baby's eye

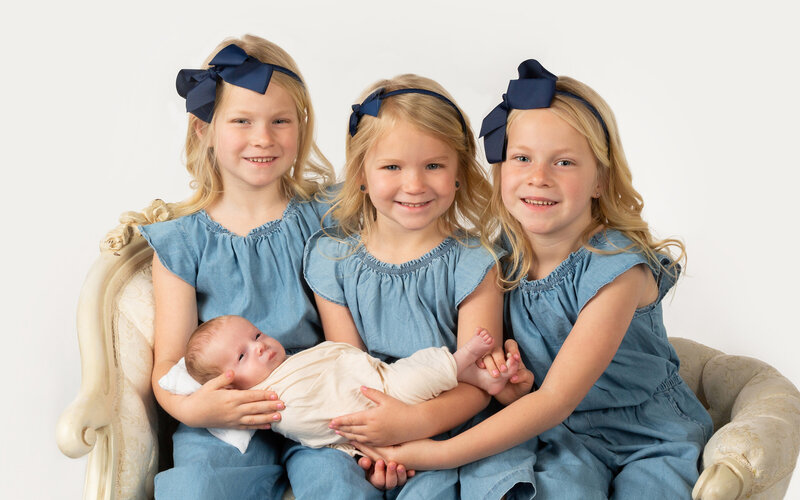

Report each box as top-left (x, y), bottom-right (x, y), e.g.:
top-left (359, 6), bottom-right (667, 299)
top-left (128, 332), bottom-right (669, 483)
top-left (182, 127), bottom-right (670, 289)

top-left (255, 332), bottom-right (261, 340)
top-left (383, 165), bottom-right (399, 171)
top-left (426, 163), bottom-right (442, 170)
top-left (238, 353), bottom-right (244, 362)
top-left (555, 160), bottom-right (574, 167)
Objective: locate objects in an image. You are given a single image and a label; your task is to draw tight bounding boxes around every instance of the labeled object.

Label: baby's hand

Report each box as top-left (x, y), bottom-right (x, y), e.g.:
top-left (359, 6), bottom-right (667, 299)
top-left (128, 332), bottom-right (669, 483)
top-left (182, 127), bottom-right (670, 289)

top-left (493, 340), bottom-right (535, 406)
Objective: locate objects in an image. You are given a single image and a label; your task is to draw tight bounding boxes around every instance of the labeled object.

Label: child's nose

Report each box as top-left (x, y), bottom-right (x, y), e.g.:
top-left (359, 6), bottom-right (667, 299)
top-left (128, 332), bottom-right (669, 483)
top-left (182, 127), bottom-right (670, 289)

top-left (403, 171), bottom-right (425, 192)
top-left (251, 127), bottom-right (275, 147)
top-left (528, 162), bottom-right (551, 186)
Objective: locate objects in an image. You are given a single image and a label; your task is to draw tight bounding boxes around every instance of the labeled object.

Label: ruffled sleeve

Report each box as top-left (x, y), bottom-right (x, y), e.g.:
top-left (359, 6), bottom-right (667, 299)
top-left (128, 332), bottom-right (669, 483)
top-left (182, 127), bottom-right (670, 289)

top-left (139, 218), bottom-right (200, 287)
top-left (453, 239), bottom-right (506, 306)
top-left (575, 230), bottom-right (677, 312)
top-left (303, 229), bottom-right (356, 306)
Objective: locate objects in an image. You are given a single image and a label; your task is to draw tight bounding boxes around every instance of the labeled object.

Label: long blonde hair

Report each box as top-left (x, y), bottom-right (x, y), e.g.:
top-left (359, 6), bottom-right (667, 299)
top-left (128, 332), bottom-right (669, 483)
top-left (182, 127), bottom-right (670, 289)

top-left (101, 35), bottom-right (334, 252)
top-left (327, 74), bottom-right (494, 251)
top-left (492, 76), bottom-right (686, 287)
top-left (172, 34), bottom-right (333, 218)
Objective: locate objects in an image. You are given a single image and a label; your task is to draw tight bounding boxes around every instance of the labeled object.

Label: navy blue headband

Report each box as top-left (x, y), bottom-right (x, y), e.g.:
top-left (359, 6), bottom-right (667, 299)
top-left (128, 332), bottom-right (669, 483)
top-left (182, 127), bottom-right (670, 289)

top-left (349, 87), bottom-right (468, 137)
top-left (480, 59), bottom-right (610, 164)
top-left (176, 44), bottom-right (304, 123)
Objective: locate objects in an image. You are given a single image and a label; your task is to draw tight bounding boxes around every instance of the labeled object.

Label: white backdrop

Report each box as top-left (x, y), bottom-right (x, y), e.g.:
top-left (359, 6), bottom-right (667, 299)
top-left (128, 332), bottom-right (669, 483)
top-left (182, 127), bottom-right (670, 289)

top-left (2, 1), bottom-right (798, 498)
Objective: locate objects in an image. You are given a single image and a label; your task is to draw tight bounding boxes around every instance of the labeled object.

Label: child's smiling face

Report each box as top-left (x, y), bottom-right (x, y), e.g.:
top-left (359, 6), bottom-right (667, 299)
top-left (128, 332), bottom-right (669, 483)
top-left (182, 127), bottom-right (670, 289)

top-left (361, 120), bottom-right (459, 238)
top-left (206, 316), bottom-right (286, 390)
top-left (209, 82), bottom-right (299, 196)
top-left (501, 108), bottom-right (601, 247)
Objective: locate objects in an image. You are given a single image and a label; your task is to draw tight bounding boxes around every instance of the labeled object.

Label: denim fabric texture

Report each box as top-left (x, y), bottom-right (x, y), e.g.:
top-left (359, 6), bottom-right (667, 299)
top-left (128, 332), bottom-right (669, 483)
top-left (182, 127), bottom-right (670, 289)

top-left (141, 196), bottom-right (330, 499)
top-left (503, 229), bottom-right (713, 499)
top-left (303, 230), bottom-right (534, 498)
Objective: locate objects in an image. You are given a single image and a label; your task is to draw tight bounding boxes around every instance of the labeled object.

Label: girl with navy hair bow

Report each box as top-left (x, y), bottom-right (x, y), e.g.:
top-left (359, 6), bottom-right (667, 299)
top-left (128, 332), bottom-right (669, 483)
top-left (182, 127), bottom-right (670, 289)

top-left (139, 34), bottom-right (337, 499)
top-left (301, 73), bottom-right (539, 498)
top-left (353, 61), bottom-right (713, 500)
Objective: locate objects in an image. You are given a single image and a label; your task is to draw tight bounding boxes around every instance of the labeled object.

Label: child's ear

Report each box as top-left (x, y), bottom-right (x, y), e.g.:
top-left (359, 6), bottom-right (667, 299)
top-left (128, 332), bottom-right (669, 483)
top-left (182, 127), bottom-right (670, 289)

top-left (193, 117), bottom-right (208, 140)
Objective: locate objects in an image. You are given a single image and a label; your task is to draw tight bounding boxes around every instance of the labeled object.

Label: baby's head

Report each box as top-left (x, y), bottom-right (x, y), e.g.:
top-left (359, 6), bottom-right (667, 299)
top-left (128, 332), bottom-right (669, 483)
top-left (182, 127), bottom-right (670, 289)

top-left (185, 315), bottom-right (286, 390)
top-left (178, 34), bottom-right (332, 214)
top-left (330, 74), bottom-right (492, 241)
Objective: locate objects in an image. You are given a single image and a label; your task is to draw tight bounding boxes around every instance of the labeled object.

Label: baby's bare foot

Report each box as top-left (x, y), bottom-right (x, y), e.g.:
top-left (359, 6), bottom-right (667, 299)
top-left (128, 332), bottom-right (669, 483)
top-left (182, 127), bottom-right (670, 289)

top-left (452, 328), bottom-right (494, 375)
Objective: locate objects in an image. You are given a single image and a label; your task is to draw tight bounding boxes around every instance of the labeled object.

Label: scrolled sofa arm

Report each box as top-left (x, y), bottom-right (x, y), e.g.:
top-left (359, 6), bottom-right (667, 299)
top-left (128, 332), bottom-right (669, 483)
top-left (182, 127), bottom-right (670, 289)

top-left (695, 352), bottom-right (800, 499)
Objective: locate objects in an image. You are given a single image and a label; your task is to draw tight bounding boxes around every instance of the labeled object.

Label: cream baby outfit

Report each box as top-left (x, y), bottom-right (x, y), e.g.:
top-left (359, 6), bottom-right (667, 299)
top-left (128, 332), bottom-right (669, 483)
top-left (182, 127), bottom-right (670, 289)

top-left (160, 341), bottom-right (458, 454)
top-left (261, 341), bottom-right (457, 454)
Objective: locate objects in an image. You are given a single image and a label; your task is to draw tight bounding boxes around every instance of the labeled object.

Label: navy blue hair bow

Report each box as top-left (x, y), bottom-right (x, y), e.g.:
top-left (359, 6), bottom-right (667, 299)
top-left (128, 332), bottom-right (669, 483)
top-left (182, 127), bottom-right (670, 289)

top-left (176, 44), bottom-right (304, 123)
top-left (480, 59), bottom-right (609, 163)
top-left (349, 87), bottom-right (467, 137)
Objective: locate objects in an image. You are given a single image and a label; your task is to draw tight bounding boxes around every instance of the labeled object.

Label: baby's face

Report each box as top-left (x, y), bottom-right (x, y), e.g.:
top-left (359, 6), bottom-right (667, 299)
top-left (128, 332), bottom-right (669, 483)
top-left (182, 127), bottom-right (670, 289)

top-left (208, 316), bottom-right (286, 389)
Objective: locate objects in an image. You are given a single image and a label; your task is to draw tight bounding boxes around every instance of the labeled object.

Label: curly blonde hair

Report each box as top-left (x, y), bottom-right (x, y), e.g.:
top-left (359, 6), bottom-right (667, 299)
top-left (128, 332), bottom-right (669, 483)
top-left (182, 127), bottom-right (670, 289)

top-left (326, 74), bottom-right (494, 252)
top-left (492, 76), bottom-right (686, 287)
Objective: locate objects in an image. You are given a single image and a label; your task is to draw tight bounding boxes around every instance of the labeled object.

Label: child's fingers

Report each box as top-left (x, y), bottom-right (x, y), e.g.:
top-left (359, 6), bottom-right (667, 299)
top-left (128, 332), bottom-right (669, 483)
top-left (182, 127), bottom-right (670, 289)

top-left (368, 459), bottom-right (387, 489)
top-left (504, 339), bottom-right (521, 359)
top-left (481, 355), bottom-right (500, 378)
top-left (201, 370), bottom-right (235, 391)
top-left (395, 463), bottom-right (409, 487)
top-left (384, 461), bottom-right (399, 489)
top-left (334, 427), bottom-right (369, 443)
top-left (490, 347), bottom-right (507, 373)
top-left (357, 455), bottom-right (373, 472)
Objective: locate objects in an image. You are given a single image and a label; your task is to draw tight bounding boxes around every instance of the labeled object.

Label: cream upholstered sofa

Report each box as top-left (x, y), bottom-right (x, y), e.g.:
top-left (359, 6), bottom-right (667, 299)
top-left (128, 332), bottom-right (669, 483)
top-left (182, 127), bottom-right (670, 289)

top-left (57, 206), bottom-right (800, 499)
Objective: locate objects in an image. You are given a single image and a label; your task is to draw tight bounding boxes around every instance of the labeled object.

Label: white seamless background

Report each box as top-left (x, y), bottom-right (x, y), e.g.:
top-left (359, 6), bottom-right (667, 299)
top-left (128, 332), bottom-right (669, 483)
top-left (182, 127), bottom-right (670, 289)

top-left (2, 1), bottom-right (798, 498)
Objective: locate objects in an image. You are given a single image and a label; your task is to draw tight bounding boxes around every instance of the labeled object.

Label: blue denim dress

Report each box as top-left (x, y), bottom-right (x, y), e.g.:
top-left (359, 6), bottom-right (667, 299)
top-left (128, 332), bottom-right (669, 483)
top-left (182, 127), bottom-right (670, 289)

top-left (300, 229), bottom-right (533, 499)
top-left (495, 229), bottom-right (713, 499)
top-left (139, 196), bottom-right (329, 500)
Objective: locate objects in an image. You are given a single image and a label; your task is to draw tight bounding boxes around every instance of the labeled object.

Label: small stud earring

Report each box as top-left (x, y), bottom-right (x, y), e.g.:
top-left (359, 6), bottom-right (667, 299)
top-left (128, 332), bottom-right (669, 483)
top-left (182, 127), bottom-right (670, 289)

top-left (455, 181), bottom-right (460, 189)
top-left (360, 185), bottom-right (366, 192)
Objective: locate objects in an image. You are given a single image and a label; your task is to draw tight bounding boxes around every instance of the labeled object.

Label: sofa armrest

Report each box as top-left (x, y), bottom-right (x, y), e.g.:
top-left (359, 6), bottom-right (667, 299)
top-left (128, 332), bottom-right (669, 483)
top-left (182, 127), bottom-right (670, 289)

top-left (696, 353), bottom-right (800, 498)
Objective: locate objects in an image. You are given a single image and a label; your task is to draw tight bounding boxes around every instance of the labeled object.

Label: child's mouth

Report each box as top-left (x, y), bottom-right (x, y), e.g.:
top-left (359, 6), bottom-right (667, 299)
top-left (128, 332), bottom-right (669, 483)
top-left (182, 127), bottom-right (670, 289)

top-left (246, 156), bottom-right (276, 164)
top-left (522, 198), bottom-right (556, 207)
top-left (397, 201), bottom-right (431, 208)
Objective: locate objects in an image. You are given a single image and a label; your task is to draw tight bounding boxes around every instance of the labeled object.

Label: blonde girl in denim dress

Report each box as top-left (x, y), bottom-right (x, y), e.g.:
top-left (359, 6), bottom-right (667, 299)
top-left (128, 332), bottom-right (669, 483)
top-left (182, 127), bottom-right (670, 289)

top-left (352, 60), bottom-right (713, 500)
top-left (301, 75), bottom-right (537, 499)
top-left (138, 35), bottom-right (336, 499)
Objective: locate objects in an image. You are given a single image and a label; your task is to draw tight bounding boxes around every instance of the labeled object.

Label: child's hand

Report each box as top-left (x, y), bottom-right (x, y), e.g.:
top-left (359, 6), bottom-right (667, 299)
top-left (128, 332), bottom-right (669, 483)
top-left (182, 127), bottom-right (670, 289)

top-left (357, 456), bottom-right (415, 490)
top-left (179, 370), bottom-right (285, 429)
top-left (329, 386), bottom-right (420, 446)
top-left (493, 340), bottom-right (535, 406)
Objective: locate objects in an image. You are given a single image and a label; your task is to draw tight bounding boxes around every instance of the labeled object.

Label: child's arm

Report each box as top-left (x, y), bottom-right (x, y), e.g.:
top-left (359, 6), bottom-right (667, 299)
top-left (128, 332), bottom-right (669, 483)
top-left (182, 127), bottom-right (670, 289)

top-left (456, 267), bottom-right (506, 374)
top-left (150, 254), bottom-right (283, 429)
top-left (352, 264), bottom-right (652, 469)
top-left (314, 293), bottom-right (367, 350)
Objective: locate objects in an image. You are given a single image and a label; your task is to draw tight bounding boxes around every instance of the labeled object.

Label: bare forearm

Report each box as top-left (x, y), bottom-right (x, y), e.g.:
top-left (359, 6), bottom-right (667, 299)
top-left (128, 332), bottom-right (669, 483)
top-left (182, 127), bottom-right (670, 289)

top-left (428, 388), bottom-right (571, 469)
top-left (411, 383), bottom-right (490, 441)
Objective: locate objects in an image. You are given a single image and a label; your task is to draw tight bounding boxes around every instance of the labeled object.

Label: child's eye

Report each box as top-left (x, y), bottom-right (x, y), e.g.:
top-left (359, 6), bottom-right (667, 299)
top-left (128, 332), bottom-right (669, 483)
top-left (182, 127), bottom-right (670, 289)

top-left (238, 353), bottom-right (244, 362)
top-left (273, 118), bottom-right (292, 125)
top-left (255, 332), bottom-right (261, 340)
top-left (512, 155), bottom-right (530, 163)
top-left (232, 118), bottom-right (250, 125)
top-left (555, 160), bottom-right (574, 167)
top-left (383, 165), bottom-right (399, 171)
top-left (425, 163), bottom-right (442, 170)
